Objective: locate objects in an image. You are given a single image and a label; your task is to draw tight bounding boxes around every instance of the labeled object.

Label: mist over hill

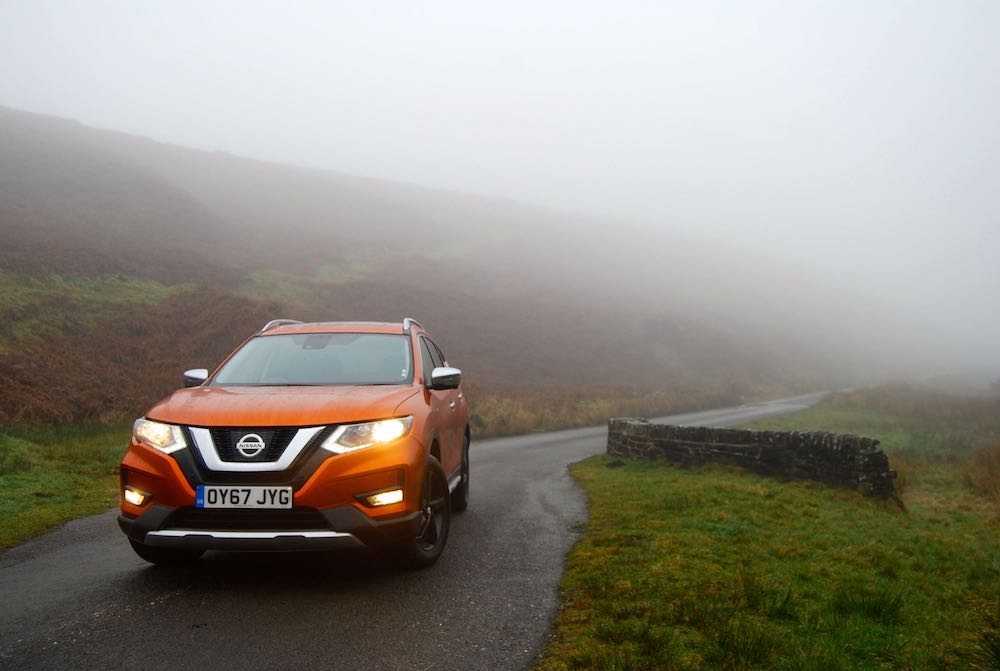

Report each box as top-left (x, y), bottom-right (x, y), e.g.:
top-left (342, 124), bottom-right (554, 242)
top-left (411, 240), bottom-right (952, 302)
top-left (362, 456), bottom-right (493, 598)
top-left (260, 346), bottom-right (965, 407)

top-left (0, 106), bottom-right (936, 426)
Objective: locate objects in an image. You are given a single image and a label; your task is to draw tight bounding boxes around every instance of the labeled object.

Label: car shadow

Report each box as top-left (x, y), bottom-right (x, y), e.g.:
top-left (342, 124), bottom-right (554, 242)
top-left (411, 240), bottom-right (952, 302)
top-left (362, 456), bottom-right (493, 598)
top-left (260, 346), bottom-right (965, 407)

top-left (124, 549), bottom-right (412, 594)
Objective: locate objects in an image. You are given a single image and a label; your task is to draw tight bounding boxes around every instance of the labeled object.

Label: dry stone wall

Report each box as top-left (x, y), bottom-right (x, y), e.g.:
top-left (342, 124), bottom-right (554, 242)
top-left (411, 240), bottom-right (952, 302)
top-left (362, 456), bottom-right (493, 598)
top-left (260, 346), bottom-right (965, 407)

top-left (607, 419), bottom-right (895, 497)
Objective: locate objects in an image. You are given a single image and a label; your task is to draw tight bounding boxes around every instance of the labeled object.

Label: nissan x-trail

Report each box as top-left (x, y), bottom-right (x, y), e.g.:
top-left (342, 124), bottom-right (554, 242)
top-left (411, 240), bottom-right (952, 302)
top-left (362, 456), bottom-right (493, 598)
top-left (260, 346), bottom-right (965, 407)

top-left (118, 318), bottom-right (470, 568)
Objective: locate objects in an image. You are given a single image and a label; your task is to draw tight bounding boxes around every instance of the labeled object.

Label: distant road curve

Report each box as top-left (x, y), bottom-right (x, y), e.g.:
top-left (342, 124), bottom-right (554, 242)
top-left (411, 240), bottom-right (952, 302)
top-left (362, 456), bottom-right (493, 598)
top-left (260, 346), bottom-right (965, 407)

top-left (0, 391), bottom-right (827, 671)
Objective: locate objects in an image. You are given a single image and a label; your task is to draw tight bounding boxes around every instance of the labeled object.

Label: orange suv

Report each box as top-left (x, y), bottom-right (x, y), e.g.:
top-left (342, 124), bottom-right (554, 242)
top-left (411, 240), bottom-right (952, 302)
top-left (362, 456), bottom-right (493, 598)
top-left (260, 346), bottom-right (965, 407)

top-left (118, 318), bottom-right (470, 568)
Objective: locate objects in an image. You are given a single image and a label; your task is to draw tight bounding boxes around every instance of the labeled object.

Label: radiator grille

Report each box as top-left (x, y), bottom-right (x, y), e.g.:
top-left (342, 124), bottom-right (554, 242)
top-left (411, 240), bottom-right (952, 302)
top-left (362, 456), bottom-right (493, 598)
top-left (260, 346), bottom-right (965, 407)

top-left (209, 428), bottom-right (298, 462)
top-left (164, 507), bottom-right (330, 531)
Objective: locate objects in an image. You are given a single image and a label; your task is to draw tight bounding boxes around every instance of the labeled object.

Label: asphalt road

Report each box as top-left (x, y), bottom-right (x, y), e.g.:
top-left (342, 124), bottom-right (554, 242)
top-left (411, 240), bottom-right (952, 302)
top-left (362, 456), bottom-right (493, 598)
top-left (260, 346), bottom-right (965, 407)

top-left (0, 392), bottom-right (827, 671)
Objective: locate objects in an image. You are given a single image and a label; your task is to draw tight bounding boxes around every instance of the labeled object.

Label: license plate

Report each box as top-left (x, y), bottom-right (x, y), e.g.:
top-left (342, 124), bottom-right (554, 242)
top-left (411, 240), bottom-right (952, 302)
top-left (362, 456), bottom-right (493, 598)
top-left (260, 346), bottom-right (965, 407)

top-left (195, 485), bottom-right (293, 509)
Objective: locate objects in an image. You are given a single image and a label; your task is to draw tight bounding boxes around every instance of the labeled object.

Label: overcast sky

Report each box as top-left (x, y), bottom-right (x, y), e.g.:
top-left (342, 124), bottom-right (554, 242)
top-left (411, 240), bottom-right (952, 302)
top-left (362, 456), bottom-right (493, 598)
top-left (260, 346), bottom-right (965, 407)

top-left (1, 1), bottom-right (997, 368)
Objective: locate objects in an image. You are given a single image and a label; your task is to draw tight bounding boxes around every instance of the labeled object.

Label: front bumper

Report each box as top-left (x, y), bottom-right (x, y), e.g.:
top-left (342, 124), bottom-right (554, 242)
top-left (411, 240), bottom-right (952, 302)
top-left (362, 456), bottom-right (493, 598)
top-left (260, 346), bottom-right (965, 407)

top-left (119, 430), bottom-right (429, 552)
top-left (118, 504), bottom-right (423, 551)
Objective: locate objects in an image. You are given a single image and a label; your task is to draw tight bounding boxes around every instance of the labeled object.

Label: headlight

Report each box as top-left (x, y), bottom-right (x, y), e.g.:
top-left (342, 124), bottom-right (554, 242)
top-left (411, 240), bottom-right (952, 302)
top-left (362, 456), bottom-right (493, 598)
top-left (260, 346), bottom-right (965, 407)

top-left (132, 418), bottom-right (187, 454)
top-left (321, 417), bottom-right (413, 454)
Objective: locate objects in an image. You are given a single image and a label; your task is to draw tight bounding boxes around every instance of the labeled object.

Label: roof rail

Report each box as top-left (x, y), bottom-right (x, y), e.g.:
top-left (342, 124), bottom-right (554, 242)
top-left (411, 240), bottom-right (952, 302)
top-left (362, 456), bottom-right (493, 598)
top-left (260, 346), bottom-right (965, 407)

top-left (260, 319), bottom-right (304, 333)
top-left (402, 317), bottom-right (423, 333)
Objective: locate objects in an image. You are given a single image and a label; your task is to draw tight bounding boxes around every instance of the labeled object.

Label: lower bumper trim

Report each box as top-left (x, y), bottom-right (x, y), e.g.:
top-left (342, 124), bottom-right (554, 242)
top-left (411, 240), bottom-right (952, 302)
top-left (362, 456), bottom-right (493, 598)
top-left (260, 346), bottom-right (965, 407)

top-left (144, 529), bottom-right (364, 551)
top-left (119, 504), bottom-right (421, 551)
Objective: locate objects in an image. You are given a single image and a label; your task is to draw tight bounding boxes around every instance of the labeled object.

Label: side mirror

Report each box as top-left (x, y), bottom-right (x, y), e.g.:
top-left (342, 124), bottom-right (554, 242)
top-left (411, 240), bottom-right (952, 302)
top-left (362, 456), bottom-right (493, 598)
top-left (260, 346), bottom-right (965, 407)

top-left (183, 368), bottom-right (209, 388)
top-left (429, 366), bottom-right (462, 390)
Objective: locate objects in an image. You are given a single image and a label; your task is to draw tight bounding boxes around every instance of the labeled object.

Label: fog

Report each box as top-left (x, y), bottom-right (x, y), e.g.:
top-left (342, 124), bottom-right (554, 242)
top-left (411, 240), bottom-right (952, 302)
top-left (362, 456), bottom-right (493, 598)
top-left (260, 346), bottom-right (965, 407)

top-left (1, 1), bottom-right (997, 376)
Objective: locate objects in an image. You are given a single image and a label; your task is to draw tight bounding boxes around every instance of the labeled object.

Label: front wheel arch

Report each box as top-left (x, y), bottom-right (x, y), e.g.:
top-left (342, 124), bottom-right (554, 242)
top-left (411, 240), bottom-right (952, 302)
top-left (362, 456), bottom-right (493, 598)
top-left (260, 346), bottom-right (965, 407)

top-left (398, 455), bottom-right (450, 569)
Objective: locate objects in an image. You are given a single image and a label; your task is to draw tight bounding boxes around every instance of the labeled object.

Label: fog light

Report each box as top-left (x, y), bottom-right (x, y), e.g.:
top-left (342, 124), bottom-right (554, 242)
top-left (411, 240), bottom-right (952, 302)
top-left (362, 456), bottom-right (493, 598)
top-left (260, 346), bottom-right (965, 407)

top-left (365, 489), bottom-right (403, 507)
top-left (123, 487), bottom-right (148, 506)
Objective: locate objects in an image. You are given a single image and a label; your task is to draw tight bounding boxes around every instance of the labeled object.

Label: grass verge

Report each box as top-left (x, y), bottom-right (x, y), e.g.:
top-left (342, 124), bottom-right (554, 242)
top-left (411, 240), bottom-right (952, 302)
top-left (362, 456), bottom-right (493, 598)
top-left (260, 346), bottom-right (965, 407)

top-left (538, 387), bottom-right (1000, 670)
top-left (0, 385), bottom-right (748, 550)
top-left (0, 423), bottom-right (128, 549)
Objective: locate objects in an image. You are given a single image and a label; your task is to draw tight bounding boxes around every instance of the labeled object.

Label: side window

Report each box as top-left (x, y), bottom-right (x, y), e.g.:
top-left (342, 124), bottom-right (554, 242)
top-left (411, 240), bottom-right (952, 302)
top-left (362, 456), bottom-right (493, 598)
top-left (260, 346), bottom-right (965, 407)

top-left (429, 339), bottom-right (448, 367)
top-left (426, 337), bottom-right (444, 369)
top-left (419, 337), bottom-right (437, 386)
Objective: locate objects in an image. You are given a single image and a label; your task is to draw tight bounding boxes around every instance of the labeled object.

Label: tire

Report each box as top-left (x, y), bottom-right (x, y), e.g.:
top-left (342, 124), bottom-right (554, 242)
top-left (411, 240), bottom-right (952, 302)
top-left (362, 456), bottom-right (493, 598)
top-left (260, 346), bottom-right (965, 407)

top-left (450, 436), bottom-right (470, 513)
top-left (399, 455), bottom-right (450, 569)
top-left (129, 538), bottom-right (204, 565)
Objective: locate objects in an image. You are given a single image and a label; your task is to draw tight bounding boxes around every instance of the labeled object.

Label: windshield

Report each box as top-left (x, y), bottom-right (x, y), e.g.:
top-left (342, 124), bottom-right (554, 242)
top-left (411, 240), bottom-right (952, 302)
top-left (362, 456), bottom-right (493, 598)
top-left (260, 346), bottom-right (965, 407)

top-left (211, 333), bottom-right (413, 386)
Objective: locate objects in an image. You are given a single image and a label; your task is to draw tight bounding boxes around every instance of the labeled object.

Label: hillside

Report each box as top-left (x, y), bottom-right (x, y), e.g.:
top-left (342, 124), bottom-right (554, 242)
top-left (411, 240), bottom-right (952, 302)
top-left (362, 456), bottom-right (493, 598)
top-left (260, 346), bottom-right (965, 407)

top-left (0, 106), bottom-right (898, 428)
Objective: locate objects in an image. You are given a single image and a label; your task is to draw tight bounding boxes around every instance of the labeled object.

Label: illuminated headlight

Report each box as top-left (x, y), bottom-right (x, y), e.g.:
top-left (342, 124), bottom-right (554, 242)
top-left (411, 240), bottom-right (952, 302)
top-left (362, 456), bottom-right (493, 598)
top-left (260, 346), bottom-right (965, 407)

top-left (132, 418), bottom-right (187, 454)
top-left (123, 486), bottom-right (148, 506)
top-left (322, 417), bottom-right (413, 454)
top-left (363, 489), bottom-right (404, 507)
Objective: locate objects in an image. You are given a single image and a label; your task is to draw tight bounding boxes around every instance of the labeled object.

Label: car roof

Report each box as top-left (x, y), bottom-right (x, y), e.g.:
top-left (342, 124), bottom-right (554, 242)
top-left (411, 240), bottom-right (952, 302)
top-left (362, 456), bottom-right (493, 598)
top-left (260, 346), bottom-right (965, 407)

top-left (262, 321), bottom-right (410, 336)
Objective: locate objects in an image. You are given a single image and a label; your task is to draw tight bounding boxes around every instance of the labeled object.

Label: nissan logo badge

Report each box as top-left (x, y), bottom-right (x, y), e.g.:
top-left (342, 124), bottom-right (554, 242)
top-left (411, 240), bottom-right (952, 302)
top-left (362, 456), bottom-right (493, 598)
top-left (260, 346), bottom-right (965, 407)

top-left (236, 433), bottom-right (266, 458)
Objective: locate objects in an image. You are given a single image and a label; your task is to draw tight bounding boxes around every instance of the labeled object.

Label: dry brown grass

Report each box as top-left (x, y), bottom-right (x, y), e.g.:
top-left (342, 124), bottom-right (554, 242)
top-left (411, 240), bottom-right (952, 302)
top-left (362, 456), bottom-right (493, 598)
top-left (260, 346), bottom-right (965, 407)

top-left (966, 442), bottom-right (1000, 511)
top-left (888, 452), bottom-right (917, 497)
top-left (466, 386), bottom-right (743, 438)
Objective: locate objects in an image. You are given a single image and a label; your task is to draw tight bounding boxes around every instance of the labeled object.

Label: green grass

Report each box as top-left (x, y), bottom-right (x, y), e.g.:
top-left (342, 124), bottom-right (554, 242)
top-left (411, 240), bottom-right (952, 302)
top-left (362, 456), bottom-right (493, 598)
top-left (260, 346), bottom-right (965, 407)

top-left (0, 424), bottom-right (128, 548)
top-left (235, 269), bottom-right (323, 308)
top-left (313, 247), bottom-right (404, 283)
top-left (0, 272), bottom-right (188, 355)
top-left (0, 272), bottom-right (175, 308)
top-left (538, 387), bottom-right (1000, 670)
top-left (236, 252), bottom-right (386, 307)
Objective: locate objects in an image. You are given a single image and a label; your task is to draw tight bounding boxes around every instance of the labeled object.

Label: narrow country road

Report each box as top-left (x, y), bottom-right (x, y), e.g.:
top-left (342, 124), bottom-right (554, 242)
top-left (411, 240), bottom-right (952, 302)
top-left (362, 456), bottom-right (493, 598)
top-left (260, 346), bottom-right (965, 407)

top-left (0, 392), bottom-right (826, 670)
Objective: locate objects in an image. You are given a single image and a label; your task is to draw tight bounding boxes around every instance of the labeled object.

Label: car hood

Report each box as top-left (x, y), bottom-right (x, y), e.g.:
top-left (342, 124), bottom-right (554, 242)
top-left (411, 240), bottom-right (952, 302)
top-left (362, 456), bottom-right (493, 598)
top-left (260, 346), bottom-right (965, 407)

top-left (145, 385), bottom-right (422, 427)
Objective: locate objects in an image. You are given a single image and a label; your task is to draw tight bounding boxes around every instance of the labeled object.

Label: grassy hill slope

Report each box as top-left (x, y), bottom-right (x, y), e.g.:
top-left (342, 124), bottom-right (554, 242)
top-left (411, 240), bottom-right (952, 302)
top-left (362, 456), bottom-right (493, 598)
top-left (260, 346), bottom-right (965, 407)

top-left (0, 106), bottom-right (889, 428)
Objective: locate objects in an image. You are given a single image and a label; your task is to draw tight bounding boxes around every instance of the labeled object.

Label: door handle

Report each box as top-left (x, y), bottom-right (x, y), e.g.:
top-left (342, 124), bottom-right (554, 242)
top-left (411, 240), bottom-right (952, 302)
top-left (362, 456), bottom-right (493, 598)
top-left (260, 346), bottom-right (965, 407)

top-left (449, 401), bottom-right (456, 409)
